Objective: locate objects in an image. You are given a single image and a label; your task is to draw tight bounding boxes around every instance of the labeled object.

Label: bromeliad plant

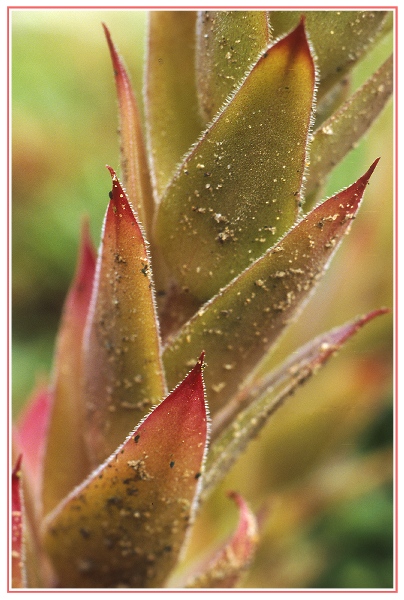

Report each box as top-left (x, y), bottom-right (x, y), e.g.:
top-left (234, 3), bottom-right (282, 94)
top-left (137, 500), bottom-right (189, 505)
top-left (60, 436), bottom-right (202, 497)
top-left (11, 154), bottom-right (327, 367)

top-left (12, 10), bottom-right (393, 589)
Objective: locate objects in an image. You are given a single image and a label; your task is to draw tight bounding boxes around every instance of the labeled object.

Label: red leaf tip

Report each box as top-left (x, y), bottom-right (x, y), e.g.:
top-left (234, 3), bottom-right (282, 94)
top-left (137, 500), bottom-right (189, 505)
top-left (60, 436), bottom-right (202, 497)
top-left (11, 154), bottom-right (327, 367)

top-left (289, 14), bottom-right (310, 49)
top-left (363, 157), bottom-right (380, 182)
top-left (12, 455), bottom-right (23, 478)
top-left (198, 351), bottom-right (206, 369)
top-left (106, 164), bottom-right (117, 181)
top-left (101, 22), bottom-right (110, 38)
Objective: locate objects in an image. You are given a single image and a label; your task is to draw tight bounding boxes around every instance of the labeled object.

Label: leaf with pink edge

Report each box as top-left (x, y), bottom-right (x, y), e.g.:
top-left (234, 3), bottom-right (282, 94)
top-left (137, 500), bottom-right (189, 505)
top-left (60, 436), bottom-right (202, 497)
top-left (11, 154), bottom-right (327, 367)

top-left (202, 309), bottom-right (389, 499)
top-left (186, 492), bottom-right (258, 588)
top-left (12, 456), bottom-right (25, 588)
top-left (42, 356), bottom-right (208, 589)
top-left (82, 168), bottom-right (166, 467)
top-left (103, 24), bottom-right (155, 238)
top-left (42, 220), bottom-right (96, 516)
top-left (163, 161), bottom-right (379, 419)
top-left (13, 385), bottom-right (51, 503)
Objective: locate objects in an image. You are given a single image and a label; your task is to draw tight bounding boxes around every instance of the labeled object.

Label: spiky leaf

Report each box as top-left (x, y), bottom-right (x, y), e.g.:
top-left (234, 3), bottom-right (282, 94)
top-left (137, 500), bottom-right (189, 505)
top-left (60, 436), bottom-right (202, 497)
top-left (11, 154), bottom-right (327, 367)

top-left (155, 20), bottom-right (315, 301)
top-left (196, 10), bottom-right (270, 121)
top-left (42, 358), bottom-right (208, 588)
top-left (42, 221), bottom-right (96, 516)
top-left (202, 309), bottom-right (388, 499)
top-left (163, 161), bottom-right (378, 417)
top-left (82, 168), bottom-right (166, 466)
top-left (103, 24), bottom-right (155, 237)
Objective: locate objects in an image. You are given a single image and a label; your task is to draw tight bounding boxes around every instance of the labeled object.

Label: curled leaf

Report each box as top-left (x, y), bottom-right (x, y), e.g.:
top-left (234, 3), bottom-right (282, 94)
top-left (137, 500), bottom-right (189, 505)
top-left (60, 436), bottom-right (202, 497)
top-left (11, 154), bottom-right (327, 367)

top-left (186, 492), bottom-right (258, 588)
top-left (163, 161), bottom-right (379, 418)
top-left (12, 456), bottom-right (25, 588)
top-left (155, 20), bottom-right (315, 301)
top-left (42, 220), bottom-right (96, 516)
top-left (202, 308), bottom-right (389, 499)
top-left (196, 10), bottom-right (270, 121)
top-left (42, 357), bottom-right (208, 588)
top-left (103, 24), bottom-right (155, 238)
top-left (82, 168), bottom-right (166, 466)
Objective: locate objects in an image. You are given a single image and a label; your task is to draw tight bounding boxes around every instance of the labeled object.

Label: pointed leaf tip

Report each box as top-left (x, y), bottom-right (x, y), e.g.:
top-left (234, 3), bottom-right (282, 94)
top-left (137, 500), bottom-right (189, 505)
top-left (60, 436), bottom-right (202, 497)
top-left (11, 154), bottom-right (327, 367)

top-left (278, 14), bottom-right (311, 62)
top-left (103, 25), bottom-right (155, 236)
top-left (164, 162), bottom-right (377, 417)
top-left (43, 358), bottom-right (208, 588)
top-left (156, 17), bottom-right (315, 301)
top-left (82, 166), bottom-right (165, 466)
top-left (364, 157), bottom-right (380, 180)
top-left (105, 165), bottom-right (140, 228)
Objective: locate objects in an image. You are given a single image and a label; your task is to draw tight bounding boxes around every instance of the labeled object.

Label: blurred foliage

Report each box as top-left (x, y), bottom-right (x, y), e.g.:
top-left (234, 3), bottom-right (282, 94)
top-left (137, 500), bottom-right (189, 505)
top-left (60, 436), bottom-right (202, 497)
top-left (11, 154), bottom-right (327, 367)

top-left (11, 9), bottom-right (394, 589)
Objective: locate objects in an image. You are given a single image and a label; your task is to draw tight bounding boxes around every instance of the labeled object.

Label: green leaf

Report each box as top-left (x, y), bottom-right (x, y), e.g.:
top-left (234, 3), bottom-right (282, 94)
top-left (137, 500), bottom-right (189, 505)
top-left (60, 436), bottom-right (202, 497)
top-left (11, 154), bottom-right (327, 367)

top-left (202, 308), bottom-right (388, 500)
top-left (269, 10), bottom-right (389, 99)
top-left (82, 168), bottom-right (166, 467)
top-left (103, 24), bottom-right (155, 239)
top-left (144, 11), bottom-right (204, 198)
top-left (305, 55), bottom-right (393, 206)
top-left (42, 221), bottom-right (96, 516)
top-left (12, 457), bottom-right (25, 588)
top-left (163, 161), bottom-right (378, 418)
top-left (155, 20), bottom-right (315, 301)
top-left (196, 10), bottom-right (270, 121)
top-left (313, 76), bottom-right (351, 131)
top-left (186, 492), bottom-right (258, 588)
top-left (42, 358), bottom-right (208, 589)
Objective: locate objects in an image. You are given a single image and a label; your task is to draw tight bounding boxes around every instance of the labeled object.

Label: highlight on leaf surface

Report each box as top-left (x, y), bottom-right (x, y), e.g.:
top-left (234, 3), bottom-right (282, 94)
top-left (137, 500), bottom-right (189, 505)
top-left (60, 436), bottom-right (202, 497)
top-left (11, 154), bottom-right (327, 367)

top-left (163, 160), bottom-right (379, 418)
top-left (155, 19), bottom-right (315, 301)
top-left (82, 167), bottom-right (166, 466)
top-left (42, 356), bottom-right (208, 588)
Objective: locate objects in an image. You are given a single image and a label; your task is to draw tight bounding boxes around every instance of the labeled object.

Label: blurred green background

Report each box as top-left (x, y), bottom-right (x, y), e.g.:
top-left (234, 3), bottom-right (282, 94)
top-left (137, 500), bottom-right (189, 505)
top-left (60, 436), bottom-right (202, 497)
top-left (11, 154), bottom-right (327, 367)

top-left (11, 9), bottom-right (394, 589)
